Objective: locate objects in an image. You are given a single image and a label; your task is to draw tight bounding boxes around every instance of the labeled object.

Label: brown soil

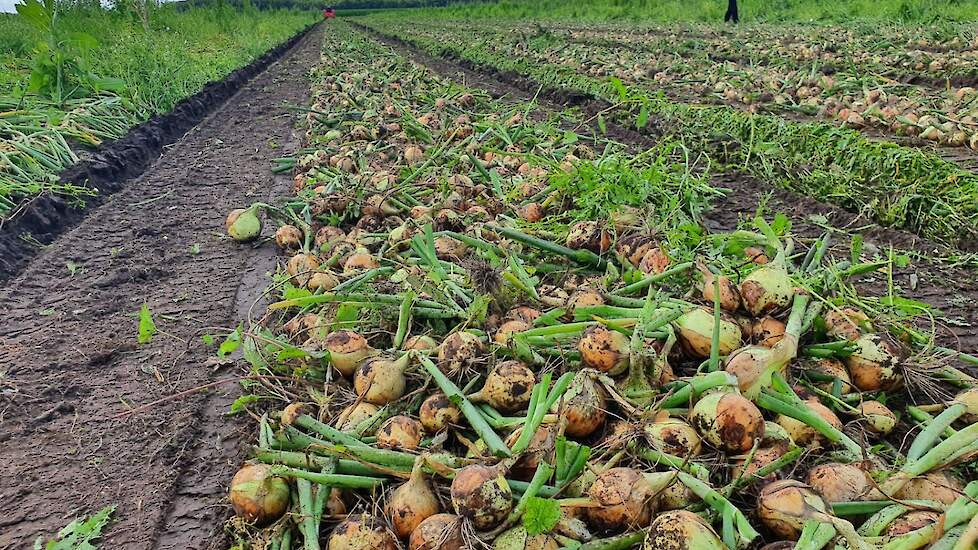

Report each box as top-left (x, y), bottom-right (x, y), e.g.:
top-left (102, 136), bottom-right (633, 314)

top-left (362, 24), bottom-right (978, 358)
top-left (0, 24), bottom-right (324, 549)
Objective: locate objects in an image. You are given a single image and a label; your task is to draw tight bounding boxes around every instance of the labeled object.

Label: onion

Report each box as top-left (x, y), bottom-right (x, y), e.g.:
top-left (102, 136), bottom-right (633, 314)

top-left (565, 221), bottom-right (611, 253)
top-left (437, 331), bottom-right (484, 373)
top-left (689, 391), bottom-right (765, 453)
top-left (585, 467), bottom-right (655, 533)
top-left (508, 306), bottom-right (541, 325)
top-left (644, 472), bottom-right (696, 510)
top-left (308, 270), bottom-right (340, 292)
top-left (493, 320), bottom-right (530, 346)
top-left (776, 400), bottom-right (841, 448)
top-left (639, 247), bottom-right (670, 274)
top-left (823, 308), bottom-right (870, 340)
top-left (504, 426), bottom-right (556, 481)
top-left (323, 330), bottom-right (377, 377)
top-left (567, 290), bottom-right (605, 312)
top-left (643, 418), bottom-right (702, 457)
top-left (643, 510), bottom-right (724, 550)
top-left (521, 203), bottom-right (544, 223)
top-left (724, 345), bottom-right (782, 393)
top-left (344, 252), bottom-right (380, 274)
top-left (578, 325), bottom-right (630, 375)
top-left (761, 421), bottom-right (792, 448)
top-left (673, 308), bottom-right (742, 359)
top-left (377, 415), bottom-right (423, 450)
top-left (844, 334), bottom-right (905, 391)
top-left (469, 361), bottom-right (536, 412)
top-left (409, 514), bottom-right (463, 550)
top-left (740, 265), bottom-right (793, 317)
top-left (287, 253), bottom-right (319, 287)
top-left (802, 358), bottom-right (852, 393)
top-left (450, 464), bottom-right (513, 530)
top-left (404, 335), bottom-right (438, 352)
top-left (757, 480), bottom-right (829, 539)
top-left (698, 262), bottom-right (741, 312)
top-left (337, 402), bottom-right (380, 431)
top-left (805, 462), bottom-right (873, 502)
top-left (617, 234), bottom-right (657, 267)
top-left (857, 401), bottom-right (896, 435)
top-left (229, 463), bottom-right (290, 526)
top-left (328, 514), bottom-right (399, 550)
top-left (275, 225), bottom-right (303, 250)
top-left (354, 355), bottom-right (410, 405)
top-left (954, 388), bottom-right (978, 422)
top-left (731, 445), bottom-right (786, 488)
top-left (387, 461), bottom-right (441, 538)
top-left (882, 511), bottom-right (940, 536)
top-left (753, 316), bottom-right (785, 347)
top-left (227, 206), bottom-right (262, 242)
top-left (494, 526), bottom-right (559, 550)
top-left (895, 471), bottom-right (963, 505)
top-left (419, 393), bottom-right (461, 433)
top-left (551, 369), bottom-right (607, 438)
top-left (434, 236), bottom-right (468, 259)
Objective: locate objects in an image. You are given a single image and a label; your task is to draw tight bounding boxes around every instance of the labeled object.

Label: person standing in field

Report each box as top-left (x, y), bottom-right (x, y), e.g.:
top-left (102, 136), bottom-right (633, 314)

top-left (725, 0), bottom-right (739, 22)
top-left (323, 6), bottom-right (336, 19)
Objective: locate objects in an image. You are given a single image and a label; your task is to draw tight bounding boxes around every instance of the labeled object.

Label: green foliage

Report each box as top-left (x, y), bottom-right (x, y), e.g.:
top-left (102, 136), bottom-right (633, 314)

top-left (137, 303), bottom-right (156, 344)
top-left (522, 496), bottom-right (560, 536)
top-left (34, 505), bottom-right (115, 550)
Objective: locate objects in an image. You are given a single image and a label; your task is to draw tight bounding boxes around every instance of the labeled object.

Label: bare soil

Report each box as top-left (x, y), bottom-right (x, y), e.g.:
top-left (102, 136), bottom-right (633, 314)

top-left (0, 24), bottom-right (324, 549)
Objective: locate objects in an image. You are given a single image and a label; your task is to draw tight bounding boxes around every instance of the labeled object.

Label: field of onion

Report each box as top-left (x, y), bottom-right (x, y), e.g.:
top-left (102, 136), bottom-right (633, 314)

top-left (351, 16), bottom-right (978, 250)
top-left (219, 20), bottom-right (978, 550)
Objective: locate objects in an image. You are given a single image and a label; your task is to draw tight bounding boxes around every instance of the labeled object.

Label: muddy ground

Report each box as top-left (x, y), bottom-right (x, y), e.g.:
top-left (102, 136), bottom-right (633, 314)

top-left (363, 25), bottom-right (978, 359)
top-left (0, 25), bottom-right (323, 549)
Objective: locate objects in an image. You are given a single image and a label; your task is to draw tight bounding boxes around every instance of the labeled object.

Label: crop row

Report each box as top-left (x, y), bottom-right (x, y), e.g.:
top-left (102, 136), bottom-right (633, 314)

top-left (0, 6), bottom-right (316, 216)
top-left (353, 15), bottom-right (978, 249)
top-left (219, 21), bottom-right (978, 550)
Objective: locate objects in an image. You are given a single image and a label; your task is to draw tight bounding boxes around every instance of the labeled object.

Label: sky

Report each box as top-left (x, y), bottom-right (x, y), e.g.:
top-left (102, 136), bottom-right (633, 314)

top-left (1, 0), bottom-right (17, 13)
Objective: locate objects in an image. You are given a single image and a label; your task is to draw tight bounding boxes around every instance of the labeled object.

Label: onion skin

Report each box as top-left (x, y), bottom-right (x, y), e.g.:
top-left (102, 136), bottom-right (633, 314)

top-left (806, 462), bottom-right (874, 502)
top-left (740, 265), bottom-right (793, 317)
top-left (643, 510), bottom-right (724, 550)
top-left (275, 225), bottom-right (303, 250)
top-left (493, 526), bottom-right (560, 550)
top-left (753, 316), bottom-right (786, 347)
top-left (699, 263), bottom-right (741, 312)
top-left (689, 392), bottom-right (765, 453)
top-left (354, 356), bottom-right (407, 405)
top-left (227, 206), bottom-right (262, 242)
top-left (409, 514), bottom-right (464, 550)
top-left (674, 308), bottom-right (742, 359)
top-left (724, 345), bottom-right (780, 393)
top-left (803, 358), bottom-right (852, 394)
top-left (437, 332), bottom-right (484, 373)
top-left (337, 402), bottom-right (380, 432)
top-left (757, 480), bottom-right (829, 540)
top-left (419, 393), bottom-right (461, 432)
top-left (857, 401), bottom-right (896, 435)
top-left (328, 514), bottom-right (399, 550)
top-left (323, 330), bottom-right (376, 377)
top-left (504, 426), bottom-right (556, 481)
top-left (551, 370), bottom-right (607, 438)
top-left (377, 415), bottom-right (423, 450)
top-left (450, 465), bottom-right (513, 530)
top-left (229, 463), bottom-right (290, 526)
top-left (566, 221), bottom-right (611, 253)
top-left (578, 325), bottom-right (630, 375)
top-left (494, 320), bottom-right (530, 346)
top-left (403, 335), bottom-right (438, 352)
top-left (586, 467), bottom-right (655, 533)
top-left (643, 418), bottom-right (702, 457)
top-left (639, 247), bottom-right (670, 274)
top-left (387, 467), bottom-right (440, 538)
top-left (882, 511), bottom-right (940, 536)
top-left (731, 445), bottom-right (786, 489)
top-left (844, 334), bottom-right (905, 392)
top-left (469, 361), bottom-right (536, 412)
top-left (776, 400), bottom-right (841, 448)
top-left (823, 308), bottom-right (870, 341)
top-left (895, 471), bottom-right (963, 505)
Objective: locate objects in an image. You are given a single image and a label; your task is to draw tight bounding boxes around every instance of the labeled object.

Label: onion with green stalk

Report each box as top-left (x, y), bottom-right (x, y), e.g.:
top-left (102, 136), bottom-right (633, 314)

top-left (419, 393), bottom-right (461, 433)
top-left (578, 325), bottom-right (630, 375)
top-left (673, 307), bottom-right (743, 359)
top-left (450, 464), bottom-right (513, 530)
top-left (585, 467), bottom-right (656, 533)
top-left (354, 354), bottom-right (412, 405)
top-left (643, 510), bottom-right (725, 550)
top-left (229, 463), bottom-right (290, 526)
top-left (468, 361), bottom-right (536, 413)
top-left (323, 330), bottom-right (378, 377)
top-left (551, 369), bottom-right (607, 438)
top-left (643, 417), bottom-right (702, 457)
top-left (689, 390), bottom-right (765, 453)
top-left (387, 458), bottom-right (441, 539)
top-left (493, 526), bottom-right (560, 550)
top-left (227, 204), bottom-right (263, 242)
top-left (377, 415), bottom-right (423, 450)
top-left (437, 331), bottom-right (485, 373)
top-left (844, 333), bottom-right (906, 392)
top-left (806, 462), bottom-right (876, 502)
top-left (757, 480), bottom-right (831, 540)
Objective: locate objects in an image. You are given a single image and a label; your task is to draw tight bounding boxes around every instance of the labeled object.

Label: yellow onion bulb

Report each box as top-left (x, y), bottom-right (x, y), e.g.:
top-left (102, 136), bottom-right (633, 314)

top-left (450, 465), bottom-right (513, 530)
top-left (578, 325), bottom-right (630, 375)
top-left (757, 480), bottom-right (829, 540)
top-left (689, 391), bottom-right (765, 453)
top-left (419, 393), bottom-right (461, 433)
top-left (551, 370), bottom-right (607, 438)
top-left (844, 334), bottom-right (905, 392)
top-left (740, 265), bottom-right (793, 317)
top-left (387, 464), bottom-right (440, 539)
top-left (585, 467), bottom-right (656, 533)
top-left (644, 472), bottom-right (697, 510)
top-left (643, 418), bottom-right (702, 457)
top-left (336, 402), bottom-right (380, 432)
top-left (643, 510), bottom-right (724, 550)
top-left (698, 262), bottom-right (742, 312)
top-left (323, 330), bottom-right (377, 377)
top-left (287, 253), bottom-right (319, 287)
top-left (802, 358), bottom-right (852, 394)
top-left (674, 308), bottom-right (743, 359)
top-left (494, 320), bottom-right (530, 346)
top-left (504, 426), bottom-right (556, 481)
top-left (806, 462), bottom-right (874, 502)
top-left (275, 224), bottom-right (303, 250)
top-left (857, 401), bottom-right (897, 435)
top-left (353, 355), bottom-right (408, 405)
top-left (409, 514), bottom-right (463, 550)
top-left (895, 471), bottom-right (963, 505)
top-left (776, 400), bottom-right (841, 448)
top-left (493, 526), bottom-right (559, 550)
top-left (403, 335), bottom-right (438, 352)
top-left (437, 331), bottom-right (484, 373)
top-left (882, 511), bottom-right (940, 536)
top-left (731, 445), bottom-right (787, 489)
top-left (227, 206), bottom-right (262, 242)
top-left (470, 361), bottom-right (536, 412)
top-left (328, 514), bottom-right (399, 550)
top-left (565, 221), bottom-right (611, 253)
top-left (753, 316), bottom-right (786, 347)
top-left (229, 463), bottom-right (290, 526)
top-left (823, 308), bottom-right (871, 341)
top-left (377, 415), bottom-right (423, 450)
top-left (724, 345), bottom-right (781, 394)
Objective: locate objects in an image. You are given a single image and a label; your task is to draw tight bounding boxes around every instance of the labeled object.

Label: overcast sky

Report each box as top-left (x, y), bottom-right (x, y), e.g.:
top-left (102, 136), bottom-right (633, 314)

top-left (1, 0), bottom-right (18, 13)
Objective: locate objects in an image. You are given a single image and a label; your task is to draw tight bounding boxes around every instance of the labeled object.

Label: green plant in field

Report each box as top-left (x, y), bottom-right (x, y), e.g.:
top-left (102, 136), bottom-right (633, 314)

top-left (33, 505), bottom-right (115, 550)
top-left (16, 0), bottom-right (125, 102)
